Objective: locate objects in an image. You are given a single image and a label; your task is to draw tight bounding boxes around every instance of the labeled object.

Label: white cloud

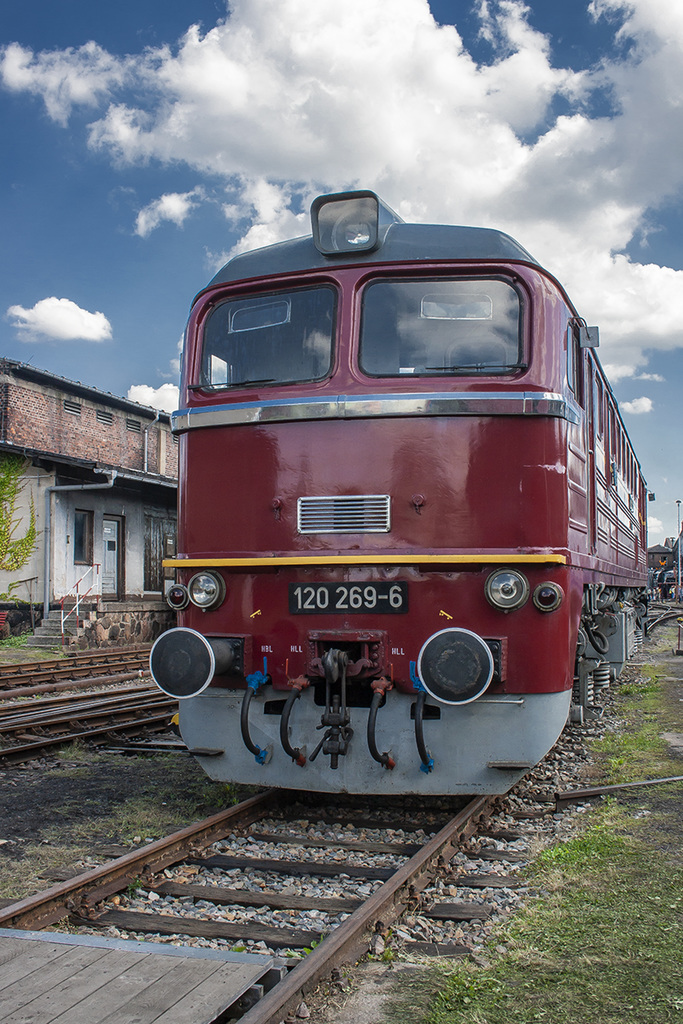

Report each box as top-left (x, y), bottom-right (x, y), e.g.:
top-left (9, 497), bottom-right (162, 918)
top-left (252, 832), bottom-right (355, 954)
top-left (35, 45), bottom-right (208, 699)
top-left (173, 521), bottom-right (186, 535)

top-left (0, 40), bottom-right (131, 125)
top-left (647, 515), bottom-right (663, 543)
top-left (6, 297), bottom-right (112, 341)
top-left (127, 382), bottom-right (179, 413)
top-left (135, 188), bottom-right (204, 237)
top-left (620, 396), bottom-right (653, 414)
top-left (5, 0), bottom-right (683, 379)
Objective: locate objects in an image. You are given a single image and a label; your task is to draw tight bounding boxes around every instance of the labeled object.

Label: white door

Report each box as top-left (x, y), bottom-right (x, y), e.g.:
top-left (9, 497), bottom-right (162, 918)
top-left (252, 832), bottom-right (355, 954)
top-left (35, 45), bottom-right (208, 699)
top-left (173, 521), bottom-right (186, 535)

top-left (102, 518), bottom-right (119, 595)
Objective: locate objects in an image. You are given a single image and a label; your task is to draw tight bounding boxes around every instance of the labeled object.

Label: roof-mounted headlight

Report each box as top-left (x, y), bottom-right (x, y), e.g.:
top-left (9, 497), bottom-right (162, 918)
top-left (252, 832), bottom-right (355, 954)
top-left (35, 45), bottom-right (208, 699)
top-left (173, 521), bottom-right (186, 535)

top-left (311, 190), bottom-right (402, 256)
top-left (187, 571), bottom-right (226, 610)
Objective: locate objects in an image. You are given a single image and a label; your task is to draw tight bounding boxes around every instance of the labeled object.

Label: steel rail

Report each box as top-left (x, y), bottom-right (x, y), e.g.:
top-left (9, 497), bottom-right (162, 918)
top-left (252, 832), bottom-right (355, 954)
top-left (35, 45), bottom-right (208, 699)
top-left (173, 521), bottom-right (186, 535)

top-left (0, 690), bottom-right (170, 732)
top-left (0, 790), bottom-right (283, 930)
top-left (0, 672), bottom-right (148, 700)
top-left (0, 645), bottom-right (151, 675)
top-left (0, 710), bottom-right (175, 764)
top-left (0, 683), bottom-right (156, 716)
top-left (238, 794), bottom-right (491, 1024)
top-left (0, 650), bottom-right (151, 688)
top-left (555, 774), bottom-right (683, 809)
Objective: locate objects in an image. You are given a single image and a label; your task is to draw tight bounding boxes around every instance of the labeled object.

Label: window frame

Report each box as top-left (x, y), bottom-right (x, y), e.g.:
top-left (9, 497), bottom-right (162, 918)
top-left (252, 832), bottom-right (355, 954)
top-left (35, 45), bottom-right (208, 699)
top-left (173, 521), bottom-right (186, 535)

top-left (73, 509), bottom-right (94, 566)
top-left (358, 273), bottom-right (526, 379)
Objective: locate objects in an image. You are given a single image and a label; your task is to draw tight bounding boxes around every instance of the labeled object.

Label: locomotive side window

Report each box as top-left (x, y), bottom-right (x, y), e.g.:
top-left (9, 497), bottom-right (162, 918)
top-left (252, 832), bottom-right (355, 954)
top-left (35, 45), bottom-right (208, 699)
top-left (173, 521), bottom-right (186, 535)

top-left (359, 278), bottom-right (522, 376)
top-left (200, 286), bottom-right (336, 388)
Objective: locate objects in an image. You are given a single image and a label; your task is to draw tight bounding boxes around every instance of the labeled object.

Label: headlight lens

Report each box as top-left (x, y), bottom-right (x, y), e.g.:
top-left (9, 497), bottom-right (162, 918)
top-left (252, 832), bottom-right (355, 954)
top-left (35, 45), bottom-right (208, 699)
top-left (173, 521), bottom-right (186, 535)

top-left (166, 584), bottom-right (189, 610)
top-left (533, 582), bottom-right (564, 612)
top-left (485, 569), bottom-right (529, 611)
top-left (187, 572), bottom-right (226, 610)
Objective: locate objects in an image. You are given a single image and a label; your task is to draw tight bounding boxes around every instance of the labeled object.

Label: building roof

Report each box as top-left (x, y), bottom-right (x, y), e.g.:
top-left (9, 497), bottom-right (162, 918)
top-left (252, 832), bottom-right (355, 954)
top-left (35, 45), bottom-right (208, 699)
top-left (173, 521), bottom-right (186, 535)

top-left (0, 358), bottom-right (172, 423)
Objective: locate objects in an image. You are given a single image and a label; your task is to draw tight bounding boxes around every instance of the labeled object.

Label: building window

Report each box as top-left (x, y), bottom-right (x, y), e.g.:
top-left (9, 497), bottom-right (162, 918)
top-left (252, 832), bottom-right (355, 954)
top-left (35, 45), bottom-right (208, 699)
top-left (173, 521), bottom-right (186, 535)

top-left (96, 409), bottom-right (114, 425)
top-left (64, 399), bottom-right (82, 416)
top-left (126, 418), bottom-right (141, 432)
top-left (74, 510), bottom-right (93, 565)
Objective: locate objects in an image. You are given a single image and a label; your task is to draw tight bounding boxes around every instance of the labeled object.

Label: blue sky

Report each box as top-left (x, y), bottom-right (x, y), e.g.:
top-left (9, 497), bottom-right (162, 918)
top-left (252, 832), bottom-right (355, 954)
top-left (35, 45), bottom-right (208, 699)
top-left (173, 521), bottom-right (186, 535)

top-left (2, 0), bottom-right (683, 542)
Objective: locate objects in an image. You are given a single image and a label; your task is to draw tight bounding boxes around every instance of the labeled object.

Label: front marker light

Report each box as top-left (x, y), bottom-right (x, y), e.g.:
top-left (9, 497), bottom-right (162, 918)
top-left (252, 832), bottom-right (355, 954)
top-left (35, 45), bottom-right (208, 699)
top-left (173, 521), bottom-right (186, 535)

top-left (187, 571), bottom-right (226, 610)
top-left (166, 584), bottom-right (189, 611)
top-left (485, 569), bottom-right (529, 611)
top-left (533, 582), bottom-right (564, 612)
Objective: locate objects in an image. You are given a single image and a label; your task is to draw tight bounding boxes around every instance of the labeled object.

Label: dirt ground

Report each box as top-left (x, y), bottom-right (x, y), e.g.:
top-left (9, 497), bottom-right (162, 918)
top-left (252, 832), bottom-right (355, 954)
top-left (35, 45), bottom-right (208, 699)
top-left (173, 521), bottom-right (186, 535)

top-left (0, 628), bottom-right (682, 1022)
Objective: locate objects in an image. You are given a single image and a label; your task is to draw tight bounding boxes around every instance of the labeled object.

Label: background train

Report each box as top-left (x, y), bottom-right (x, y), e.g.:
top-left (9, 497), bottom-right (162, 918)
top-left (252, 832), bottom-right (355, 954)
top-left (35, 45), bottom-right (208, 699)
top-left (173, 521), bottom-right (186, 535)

top-left (150, 189), bottom-right (648, 795)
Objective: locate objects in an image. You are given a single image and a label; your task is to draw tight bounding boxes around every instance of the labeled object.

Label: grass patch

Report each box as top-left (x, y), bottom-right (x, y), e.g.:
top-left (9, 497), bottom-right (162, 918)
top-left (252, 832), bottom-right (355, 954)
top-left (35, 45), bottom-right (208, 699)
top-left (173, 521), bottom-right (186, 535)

top-left (381, 633), bottom-right (683, 1024)
top-left (398, 802), bottom-right (683, 1024)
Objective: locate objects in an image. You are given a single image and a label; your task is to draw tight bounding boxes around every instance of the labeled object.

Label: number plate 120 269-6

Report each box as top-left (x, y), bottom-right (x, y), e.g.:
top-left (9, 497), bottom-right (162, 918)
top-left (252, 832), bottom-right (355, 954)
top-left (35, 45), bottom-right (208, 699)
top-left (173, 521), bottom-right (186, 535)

top-left (289, 582), bottom-right (408, 614)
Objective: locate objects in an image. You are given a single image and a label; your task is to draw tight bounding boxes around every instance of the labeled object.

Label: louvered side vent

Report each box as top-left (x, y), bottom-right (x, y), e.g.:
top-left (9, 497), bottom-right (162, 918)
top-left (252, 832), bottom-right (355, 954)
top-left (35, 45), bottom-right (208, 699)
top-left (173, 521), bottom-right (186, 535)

top-left (298, 495), bottom-right (391, 534)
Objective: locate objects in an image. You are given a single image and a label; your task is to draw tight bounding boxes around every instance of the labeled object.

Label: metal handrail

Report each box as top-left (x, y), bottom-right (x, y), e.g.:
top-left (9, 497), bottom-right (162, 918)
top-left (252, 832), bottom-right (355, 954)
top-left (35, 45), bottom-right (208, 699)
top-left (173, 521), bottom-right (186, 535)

top-left (60, 564), bottom-right (101, 644)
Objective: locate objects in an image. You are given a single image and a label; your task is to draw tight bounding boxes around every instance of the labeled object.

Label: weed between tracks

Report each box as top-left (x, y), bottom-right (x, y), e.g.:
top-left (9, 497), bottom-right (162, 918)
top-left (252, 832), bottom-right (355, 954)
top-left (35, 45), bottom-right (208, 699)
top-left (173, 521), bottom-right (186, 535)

top-left (0, 746), bottom-right (245, 901)
top-left (378, 628), bottom-right (683, 1024)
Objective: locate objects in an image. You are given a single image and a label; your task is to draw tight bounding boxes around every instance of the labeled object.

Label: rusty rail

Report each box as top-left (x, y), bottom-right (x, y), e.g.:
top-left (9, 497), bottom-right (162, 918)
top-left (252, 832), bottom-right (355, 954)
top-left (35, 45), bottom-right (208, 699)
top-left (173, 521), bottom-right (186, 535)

top-left (555, 775), bottom-right (683, 810)
top-left (0, 791), bottom-right (283, 930)
top-left (238, 795), bottom-right (490, 1024)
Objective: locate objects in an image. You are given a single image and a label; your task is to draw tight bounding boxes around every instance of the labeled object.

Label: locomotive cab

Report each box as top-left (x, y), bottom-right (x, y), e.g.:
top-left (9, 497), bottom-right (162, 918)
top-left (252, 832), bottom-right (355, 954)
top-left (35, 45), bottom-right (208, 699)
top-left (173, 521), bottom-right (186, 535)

top-left (150, 190), bottom-right (647, 795)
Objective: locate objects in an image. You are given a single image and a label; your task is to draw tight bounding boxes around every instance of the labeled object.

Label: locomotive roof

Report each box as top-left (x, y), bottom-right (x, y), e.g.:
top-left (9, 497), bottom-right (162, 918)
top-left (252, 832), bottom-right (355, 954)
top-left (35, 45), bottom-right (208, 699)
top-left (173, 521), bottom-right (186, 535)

top-left (209, 221), bottom-right (540, 287)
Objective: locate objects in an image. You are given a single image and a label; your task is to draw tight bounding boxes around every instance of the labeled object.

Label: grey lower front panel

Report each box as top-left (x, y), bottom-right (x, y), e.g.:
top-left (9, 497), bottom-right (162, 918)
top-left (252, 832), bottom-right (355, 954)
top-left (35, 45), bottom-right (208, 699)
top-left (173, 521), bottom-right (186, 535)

top-left (178, 686), bottom-right (572, 796)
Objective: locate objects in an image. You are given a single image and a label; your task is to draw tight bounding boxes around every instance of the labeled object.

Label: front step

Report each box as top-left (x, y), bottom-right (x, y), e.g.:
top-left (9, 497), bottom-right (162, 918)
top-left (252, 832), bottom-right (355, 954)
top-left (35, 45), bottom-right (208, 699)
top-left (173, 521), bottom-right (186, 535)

top-left (25, 608), bottom-right (84, 649)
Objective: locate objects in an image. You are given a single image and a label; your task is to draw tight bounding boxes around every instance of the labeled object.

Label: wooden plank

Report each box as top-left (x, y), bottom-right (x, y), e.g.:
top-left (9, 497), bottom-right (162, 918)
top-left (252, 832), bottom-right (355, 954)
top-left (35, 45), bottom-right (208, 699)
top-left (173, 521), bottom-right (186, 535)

top-left (152, 962), bottom-right (267, 1024)
top-left (6, 949), bottom-right (144, 1023)
top-left (425, 902), bottom-right (492, 921)
top-left (92, 959), bottom-right (227, 1024)
top-left (194, 854), bottom-right (394, 880)
top-left (0, 935), bottom-right (48, 967)
top-left (153, 880), bottom-right (361, 914)
top-left (84, 909), bottom-right (324, 950)
top-left (0, 940), bottom-right (83, 990)
top-left (247, 831), bottom-right (419, 856)
top-left (47, 951), bottom-right (180, 1024)
top-left (452, 874), bottom-right (522, 889)
top-left (476, 848), bottom-right (527, 863)
top-left (0, 944), bottom-right (111, 1020)
top-left (403, 940), bottom-right (470, 957)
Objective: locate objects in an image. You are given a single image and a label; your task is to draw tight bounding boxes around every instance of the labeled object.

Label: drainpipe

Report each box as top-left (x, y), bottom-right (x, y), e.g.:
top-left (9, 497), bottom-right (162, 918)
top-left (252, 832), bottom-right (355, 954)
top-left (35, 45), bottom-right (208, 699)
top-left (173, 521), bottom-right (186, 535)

top-left (43, 471), bottom-right (117, 621)
top-left (143, 411), bottom-right (161, 474)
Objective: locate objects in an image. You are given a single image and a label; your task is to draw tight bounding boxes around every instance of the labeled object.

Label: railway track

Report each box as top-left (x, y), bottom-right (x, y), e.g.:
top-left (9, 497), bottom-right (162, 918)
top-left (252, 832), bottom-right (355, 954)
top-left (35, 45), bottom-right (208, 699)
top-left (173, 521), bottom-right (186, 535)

top-left (0, 683), bottom-right (177, 764)
top-left (0, 647), bottom-right (151, 691)
top-left (0, 789), bottom-right (523, 1023)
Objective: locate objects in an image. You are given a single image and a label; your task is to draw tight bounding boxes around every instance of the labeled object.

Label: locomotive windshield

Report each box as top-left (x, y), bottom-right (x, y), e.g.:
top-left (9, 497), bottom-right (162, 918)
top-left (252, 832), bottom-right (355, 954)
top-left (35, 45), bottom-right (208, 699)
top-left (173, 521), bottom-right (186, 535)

top-left (359, 278), bottom-right (522, 376)
top-left (200, 286), bottom-right (336, 387)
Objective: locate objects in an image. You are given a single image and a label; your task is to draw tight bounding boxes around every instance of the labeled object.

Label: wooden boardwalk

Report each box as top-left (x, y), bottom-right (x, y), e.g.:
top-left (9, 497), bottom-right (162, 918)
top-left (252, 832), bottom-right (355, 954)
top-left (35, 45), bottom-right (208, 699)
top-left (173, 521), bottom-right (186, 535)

top-left (0, 928), bottom-right (286, 1024)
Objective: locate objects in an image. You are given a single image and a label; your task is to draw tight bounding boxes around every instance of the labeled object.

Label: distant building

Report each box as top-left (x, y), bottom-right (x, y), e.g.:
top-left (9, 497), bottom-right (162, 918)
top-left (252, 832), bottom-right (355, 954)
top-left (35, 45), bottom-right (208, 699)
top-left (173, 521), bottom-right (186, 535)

top-left (647, 543), bottom-right (673, 571)
top-left (0, 358), bottom-right (177, 646)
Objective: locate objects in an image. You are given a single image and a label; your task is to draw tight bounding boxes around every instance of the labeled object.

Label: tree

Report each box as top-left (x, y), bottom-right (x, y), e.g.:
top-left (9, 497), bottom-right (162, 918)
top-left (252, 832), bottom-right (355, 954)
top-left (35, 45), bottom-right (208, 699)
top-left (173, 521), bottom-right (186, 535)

top-left (0, 455), bottom-right (38, 597)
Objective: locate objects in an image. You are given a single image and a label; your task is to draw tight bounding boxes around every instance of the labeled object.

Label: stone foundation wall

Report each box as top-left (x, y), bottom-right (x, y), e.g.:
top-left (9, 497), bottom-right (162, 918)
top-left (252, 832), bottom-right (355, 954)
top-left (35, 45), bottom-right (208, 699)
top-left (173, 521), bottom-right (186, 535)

top-left (72, 602), bottom-right (175, 649)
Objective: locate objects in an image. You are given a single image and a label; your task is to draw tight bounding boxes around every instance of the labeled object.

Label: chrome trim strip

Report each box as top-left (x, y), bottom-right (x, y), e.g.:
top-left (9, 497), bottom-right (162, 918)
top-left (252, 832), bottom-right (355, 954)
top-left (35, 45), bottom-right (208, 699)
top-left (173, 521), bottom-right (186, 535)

top-left (172, 391), bottom-right (581, 432)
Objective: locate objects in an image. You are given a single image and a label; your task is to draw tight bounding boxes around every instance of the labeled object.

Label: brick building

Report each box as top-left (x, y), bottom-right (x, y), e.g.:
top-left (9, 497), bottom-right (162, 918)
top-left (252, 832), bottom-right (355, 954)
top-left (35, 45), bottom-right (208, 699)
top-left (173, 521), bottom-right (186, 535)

top-left (0, 358), bottom-right (177, 646)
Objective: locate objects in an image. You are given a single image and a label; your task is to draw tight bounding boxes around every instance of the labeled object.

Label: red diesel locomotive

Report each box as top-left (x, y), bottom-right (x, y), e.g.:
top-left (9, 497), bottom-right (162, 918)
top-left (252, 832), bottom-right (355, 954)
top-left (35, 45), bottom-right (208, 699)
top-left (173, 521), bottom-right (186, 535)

top-left (151, 190), bottom-right (647, 795)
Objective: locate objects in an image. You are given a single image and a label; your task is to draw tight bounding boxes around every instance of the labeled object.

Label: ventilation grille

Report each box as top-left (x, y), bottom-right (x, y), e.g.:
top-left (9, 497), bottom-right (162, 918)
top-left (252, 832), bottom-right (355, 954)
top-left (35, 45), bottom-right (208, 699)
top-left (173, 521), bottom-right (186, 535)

top-left (297, 495), bottom-right (391, 534)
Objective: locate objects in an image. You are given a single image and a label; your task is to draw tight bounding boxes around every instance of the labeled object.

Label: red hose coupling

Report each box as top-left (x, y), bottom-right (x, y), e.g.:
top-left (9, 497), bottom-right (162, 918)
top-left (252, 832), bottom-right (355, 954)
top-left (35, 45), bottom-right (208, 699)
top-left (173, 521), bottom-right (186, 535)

top-left (371, 676), bottom-right (393, 696)
top-left (289, 675), bottom-right (311, 692)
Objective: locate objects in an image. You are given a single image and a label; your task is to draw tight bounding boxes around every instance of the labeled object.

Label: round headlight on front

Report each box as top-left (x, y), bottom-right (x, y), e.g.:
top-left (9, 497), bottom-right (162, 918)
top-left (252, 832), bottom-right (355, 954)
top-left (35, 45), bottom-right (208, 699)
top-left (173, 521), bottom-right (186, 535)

top-left (187, 572), bottom-right (226, 610)
top-left (166, 584), bottom-right (189, 611)
top-left (533, 582), bottom-right (564, 612)
top-left (485, 569), bottom-right (529, 611)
